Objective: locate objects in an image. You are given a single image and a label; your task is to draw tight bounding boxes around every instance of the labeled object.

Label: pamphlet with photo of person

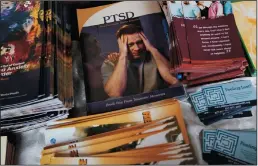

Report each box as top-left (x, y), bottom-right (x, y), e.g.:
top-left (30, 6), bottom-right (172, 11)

top-left (76, 1), bottom-right (186, 114)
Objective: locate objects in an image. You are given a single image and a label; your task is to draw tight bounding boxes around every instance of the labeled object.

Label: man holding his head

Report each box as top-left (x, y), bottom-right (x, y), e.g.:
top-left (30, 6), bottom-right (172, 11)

top-left (101, 24), bottom-right (178, 98)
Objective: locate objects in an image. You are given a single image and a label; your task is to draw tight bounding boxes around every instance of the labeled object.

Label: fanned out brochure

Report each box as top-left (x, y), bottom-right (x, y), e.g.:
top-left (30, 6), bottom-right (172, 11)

top-left (41, 99), bottom-right (197, 165)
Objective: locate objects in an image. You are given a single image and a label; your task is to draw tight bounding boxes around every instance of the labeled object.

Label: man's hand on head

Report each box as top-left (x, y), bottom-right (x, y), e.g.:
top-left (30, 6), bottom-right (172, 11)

top-left (118, 35), bottom-right (128, 57)
top-left (139, 32), bottom-right (155, 52)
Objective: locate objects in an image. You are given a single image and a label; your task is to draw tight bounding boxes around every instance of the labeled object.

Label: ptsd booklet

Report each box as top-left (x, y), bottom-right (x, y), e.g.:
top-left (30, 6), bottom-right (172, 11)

top-left (76, 1), bottom-right (186, 114)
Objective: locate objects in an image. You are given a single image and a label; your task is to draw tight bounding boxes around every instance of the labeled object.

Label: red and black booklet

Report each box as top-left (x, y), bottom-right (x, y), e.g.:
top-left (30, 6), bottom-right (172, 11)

top-left (169, 14), bottom-right (248, 86)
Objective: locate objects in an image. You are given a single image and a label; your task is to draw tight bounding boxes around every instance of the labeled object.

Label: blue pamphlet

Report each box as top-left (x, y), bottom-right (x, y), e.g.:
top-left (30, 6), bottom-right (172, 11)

top-left (190, 90), bottom-right (252, 125)
top-left (202, 80), bottom-right (256, 112)
top-left (211, 129), bottom-right (257, 165)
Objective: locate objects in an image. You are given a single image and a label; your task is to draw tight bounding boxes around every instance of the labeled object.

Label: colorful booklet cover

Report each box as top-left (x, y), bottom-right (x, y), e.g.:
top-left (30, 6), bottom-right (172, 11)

top-left (0, 1), bottom-right (74, 133)
top-left (0, 1), bottom-right (45, 106)
top-left (76, 1), bottom-right (186, 114)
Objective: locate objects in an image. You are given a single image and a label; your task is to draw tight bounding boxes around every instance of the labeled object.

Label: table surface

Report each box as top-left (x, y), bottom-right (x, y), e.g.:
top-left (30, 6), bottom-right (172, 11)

top-left (12, 41), bottom-right (257, 165)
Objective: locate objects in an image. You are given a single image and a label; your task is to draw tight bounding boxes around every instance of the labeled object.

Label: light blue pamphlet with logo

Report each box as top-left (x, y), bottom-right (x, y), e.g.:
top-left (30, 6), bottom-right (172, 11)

top-left (211, 129), bottom-right (257, 165)
top-left (202, 80), bottom-right (256, 111)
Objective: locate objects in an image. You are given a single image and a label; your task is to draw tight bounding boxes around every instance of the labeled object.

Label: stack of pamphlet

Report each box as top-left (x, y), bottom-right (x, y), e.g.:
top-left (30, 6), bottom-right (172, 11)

top-left (76, 1), bottom-right (187, 115)
top-left (1, 136), bottom-right (15, 165)
top-left (200, 129), bottom-right (257, 165)
top-left (0, 1), bottom-right (73, 132)
top-left (160, 1), bottom-right (252, 86)
top-left (40, 99), bottom-right (197, 165)
top-left (189, 78), bottom-right (256, 125)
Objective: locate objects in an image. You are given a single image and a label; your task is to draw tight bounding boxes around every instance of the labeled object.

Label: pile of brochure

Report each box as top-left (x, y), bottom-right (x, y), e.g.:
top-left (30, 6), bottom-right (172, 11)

top-left (189, 79), bottom-right (256, 125)
top-left (200, 129), bottom-right (256, 165)
top-left (1, 136), bottom-right (15, 165)
top-left (0, 1), bottom-right (73, 132)
top-left (40, 99), bottom-right (197, 165)
top-left (160, 1), bottom-right (253, 86)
